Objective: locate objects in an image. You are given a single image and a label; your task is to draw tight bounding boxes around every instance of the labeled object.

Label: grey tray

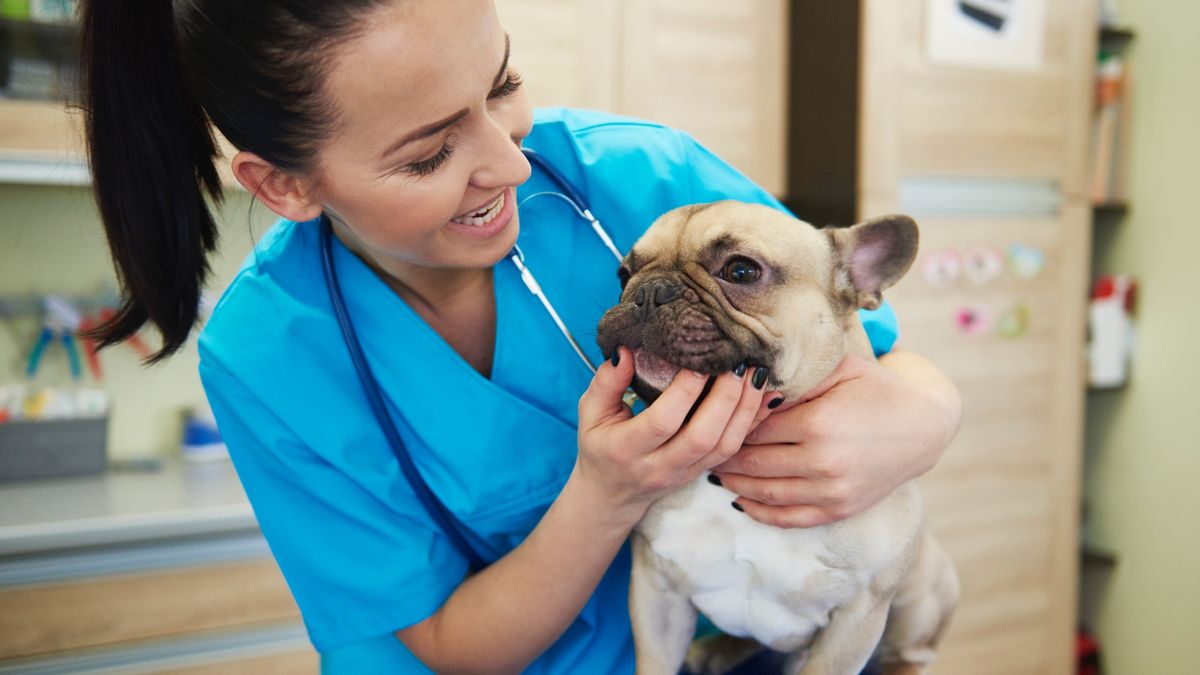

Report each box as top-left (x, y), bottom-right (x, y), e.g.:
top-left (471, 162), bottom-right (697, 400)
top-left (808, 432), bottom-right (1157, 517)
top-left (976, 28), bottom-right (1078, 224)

top-left (0, 417), bottom-right (109, 481)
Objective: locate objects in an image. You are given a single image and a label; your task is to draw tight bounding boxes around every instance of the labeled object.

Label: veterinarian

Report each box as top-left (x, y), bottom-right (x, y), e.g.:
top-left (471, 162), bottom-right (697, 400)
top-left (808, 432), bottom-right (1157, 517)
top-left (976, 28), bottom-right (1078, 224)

top-left (80, 0), bottom-right (962, 672)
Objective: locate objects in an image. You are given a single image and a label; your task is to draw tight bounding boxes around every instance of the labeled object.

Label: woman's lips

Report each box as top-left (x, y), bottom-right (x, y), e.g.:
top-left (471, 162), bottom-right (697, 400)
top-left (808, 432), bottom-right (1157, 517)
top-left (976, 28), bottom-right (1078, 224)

top-left (447, 187), bottom-right (516, 240)
top-left (451, 192), bottom-right (505, 225)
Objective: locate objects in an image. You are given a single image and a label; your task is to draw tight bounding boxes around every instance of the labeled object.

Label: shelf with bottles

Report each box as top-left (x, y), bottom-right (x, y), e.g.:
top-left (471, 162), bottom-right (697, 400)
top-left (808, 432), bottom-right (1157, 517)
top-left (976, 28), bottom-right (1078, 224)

top-left (1089, 25), bottom-right (1135, 215)
top-left (0, 0), bottom-right (80, 102)
top-left (0, 2), bottom-right (84, 183)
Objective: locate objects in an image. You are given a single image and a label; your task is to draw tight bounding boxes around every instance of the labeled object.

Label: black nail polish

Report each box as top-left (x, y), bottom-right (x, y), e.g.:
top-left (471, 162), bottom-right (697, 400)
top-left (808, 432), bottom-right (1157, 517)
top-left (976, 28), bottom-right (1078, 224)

top-left (707, 473), bottom-right (723, 487)
top-left (768, 396), bottom-right (785, 409)
top-left (731, 501), bottom-right (744, 512)
top-left (611, 350), bottom-right (620, 367)
top-left (733, 361), bottom-right (748, 377)
top-left (752, 367), bottom-right (770, 390)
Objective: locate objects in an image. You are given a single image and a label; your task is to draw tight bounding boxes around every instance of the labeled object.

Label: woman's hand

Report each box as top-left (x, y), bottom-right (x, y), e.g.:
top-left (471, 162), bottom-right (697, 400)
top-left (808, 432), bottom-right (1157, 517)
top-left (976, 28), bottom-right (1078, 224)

top-left (573, 347), bottom-right (769, 524)
top-left (711, 350), bottom-right (962, 529)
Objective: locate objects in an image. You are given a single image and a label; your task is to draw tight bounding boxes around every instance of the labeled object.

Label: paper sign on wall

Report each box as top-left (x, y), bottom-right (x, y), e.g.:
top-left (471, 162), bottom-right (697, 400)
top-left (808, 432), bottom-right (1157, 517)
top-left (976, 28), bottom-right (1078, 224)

top-left (926, 0), bottom-right (1046, 70)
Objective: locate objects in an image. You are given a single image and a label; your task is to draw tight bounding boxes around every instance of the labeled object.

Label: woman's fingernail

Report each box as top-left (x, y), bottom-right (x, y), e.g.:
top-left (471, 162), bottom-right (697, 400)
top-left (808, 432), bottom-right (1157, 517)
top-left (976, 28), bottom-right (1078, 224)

top-left (732, 361), bottom-right (748, 377)
top-left (768, 396), bottom-right (785, 409)
top-left (707, 473), bottom-right (723, 487)
top-left (731, 501), bottom-right (745, 512)
top-left (752, 367), bottom-right (770, 390)
top-left (611, 350), bottom-right (620, 367)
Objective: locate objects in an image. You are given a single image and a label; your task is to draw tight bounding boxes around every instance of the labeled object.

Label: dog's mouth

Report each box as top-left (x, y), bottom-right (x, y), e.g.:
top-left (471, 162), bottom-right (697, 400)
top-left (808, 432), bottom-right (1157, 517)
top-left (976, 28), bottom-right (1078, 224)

top-left (632, 348), bottom-right (683, 394)
top-left (597, 276), bottom-right (773, 402)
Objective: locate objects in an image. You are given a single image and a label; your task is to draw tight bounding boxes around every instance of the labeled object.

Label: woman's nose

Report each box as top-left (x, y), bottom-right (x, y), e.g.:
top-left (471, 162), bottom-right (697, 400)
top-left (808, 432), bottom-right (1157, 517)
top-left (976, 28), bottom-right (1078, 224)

top-left (472, 108), bottom-right (533, 189)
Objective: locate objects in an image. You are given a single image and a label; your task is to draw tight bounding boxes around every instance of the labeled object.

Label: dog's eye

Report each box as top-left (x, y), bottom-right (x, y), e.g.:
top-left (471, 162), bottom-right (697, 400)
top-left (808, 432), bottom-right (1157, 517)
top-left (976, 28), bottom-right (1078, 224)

top-left (617, 267), bottom-right (631, 290)
top-left (720, 257), bottom-right (761, 284)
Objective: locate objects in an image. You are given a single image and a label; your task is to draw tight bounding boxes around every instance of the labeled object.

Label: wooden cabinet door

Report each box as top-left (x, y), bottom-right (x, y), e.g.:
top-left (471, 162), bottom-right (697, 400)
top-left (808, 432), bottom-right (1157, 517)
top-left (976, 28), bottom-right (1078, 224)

top-left (493, 0), bottom-right (620, 111)
top-left (880, 206), bottom-right (1089, 675)
top-left (858, 1), bottom-right (1095, 672)
top-left (0, 100), bottom-right (81, 156)
top-left (0, 559), bottom-right (300, 659)
top-left (860, 0), bottom-right (1097, 206)
top-left (619, 0), bottom-right (788, 195)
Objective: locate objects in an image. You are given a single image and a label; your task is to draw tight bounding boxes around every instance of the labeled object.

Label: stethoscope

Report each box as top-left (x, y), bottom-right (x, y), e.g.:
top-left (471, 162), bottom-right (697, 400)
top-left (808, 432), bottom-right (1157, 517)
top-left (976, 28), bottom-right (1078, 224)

top-left (320, 148), bottom-right (622, 569)
top-left (506, 150), bottom-right (623, 374)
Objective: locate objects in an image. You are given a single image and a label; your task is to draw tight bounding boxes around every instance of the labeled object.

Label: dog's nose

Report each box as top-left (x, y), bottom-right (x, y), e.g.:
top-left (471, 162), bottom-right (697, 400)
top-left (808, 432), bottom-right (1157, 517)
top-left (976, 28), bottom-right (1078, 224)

top-left (634, 279), bottom-right (681, 319)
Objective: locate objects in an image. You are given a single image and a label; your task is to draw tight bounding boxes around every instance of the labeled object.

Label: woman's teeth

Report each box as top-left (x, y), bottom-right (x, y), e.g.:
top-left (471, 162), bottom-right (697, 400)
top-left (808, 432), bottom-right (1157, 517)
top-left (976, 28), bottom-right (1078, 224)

top-left (452, 193), bottom-right (505, 226)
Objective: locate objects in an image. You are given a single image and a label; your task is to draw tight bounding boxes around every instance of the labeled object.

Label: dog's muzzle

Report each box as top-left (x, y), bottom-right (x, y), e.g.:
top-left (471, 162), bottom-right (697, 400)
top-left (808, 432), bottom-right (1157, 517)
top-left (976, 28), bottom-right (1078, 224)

top-left (632, 278), bottom-right (682, 321)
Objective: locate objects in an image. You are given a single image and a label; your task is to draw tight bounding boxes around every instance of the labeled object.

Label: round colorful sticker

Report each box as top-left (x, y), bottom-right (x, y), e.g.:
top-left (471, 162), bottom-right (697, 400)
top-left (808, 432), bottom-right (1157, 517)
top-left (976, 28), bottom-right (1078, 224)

top-left (924, 250), bottom-right (962, 288)
top-left (1007, 244), bottom-right (1046, 280)
top-left (956, 304), bottom-right (995, 336)
top-left (997, 302), bottom-right (1031, 339)
top-left (963, 247), bottom-right (1004, 285)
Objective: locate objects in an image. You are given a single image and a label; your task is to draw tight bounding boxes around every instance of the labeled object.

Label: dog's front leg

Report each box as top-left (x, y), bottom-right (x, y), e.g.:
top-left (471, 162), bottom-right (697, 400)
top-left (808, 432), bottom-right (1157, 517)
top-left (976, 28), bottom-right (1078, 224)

top-left (630, 532), bottom-right (699, 675)
top-left (787, 594), bottom-right (889, 675)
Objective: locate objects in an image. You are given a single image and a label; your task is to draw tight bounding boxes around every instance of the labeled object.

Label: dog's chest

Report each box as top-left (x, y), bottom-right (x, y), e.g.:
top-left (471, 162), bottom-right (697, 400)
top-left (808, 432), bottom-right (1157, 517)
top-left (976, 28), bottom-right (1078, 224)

top-left (639, 480), bottom-right (864, 651)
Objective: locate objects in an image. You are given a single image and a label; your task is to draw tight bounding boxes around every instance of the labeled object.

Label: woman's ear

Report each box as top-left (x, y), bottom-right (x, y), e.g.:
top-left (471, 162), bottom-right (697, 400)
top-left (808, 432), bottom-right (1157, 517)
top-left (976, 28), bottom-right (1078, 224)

top-left (231, 150), bottom-right (324, 222)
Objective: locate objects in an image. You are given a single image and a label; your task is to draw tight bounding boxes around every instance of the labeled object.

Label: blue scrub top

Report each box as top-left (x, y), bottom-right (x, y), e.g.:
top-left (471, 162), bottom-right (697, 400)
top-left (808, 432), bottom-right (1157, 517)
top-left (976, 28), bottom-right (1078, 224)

top-left (198, 108), bottom-right (899, 674)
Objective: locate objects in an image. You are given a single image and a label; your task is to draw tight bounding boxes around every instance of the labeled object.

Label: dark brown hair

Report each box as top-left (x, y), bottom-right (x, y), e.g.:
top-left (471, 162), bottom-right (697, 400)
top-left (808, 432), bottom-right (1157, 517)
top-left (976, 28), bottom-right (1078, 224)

top-left (79, 0), bottom-right (390, 362)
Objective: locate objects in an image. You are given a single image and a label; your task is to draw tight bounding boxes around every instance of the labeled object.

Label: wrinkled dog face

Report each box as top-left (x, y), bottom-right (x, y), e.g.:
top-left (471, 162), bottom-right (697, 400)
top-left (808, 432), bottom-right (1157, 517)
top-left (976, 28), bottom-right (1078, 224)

top-left (596, 201), bottom-right (918, 403)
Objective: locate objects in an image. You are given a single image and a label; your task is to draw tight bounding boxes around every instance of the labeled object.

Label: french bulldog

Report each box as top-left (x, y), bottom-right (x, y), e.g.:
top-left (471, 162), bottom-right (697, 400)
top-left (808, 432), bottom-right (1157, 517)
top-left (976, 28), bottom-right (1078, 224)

top-left (596, 201), bottom-right (959, 675)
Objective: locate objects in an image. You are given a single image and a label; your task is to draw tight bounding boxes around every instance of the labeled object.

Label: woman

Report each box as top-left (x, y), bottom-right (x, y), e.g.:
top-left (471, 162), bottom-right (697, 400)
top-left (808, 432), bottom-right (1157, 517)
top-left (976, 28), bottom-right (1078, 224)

top-left (81, 0), bottom-right (961, 672)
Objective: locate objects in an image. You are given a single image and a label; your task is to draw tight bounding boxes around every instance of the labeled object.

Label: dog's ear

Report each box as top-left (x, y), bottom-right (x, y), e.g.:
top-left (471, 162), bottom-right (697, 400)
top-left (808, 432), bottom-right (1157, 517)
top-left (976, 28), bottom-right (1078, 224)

top-left (828, 215), bottom-right (919, 310)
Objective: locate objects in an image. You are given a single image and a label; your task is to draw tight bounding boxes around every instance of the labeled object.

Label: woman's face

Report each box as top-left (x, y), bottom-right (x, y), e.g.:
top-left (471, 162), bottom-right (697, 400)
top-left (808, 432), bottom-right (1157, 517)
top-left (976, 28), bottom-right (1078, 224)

top-left (309, 0), bottom-right (533, 274)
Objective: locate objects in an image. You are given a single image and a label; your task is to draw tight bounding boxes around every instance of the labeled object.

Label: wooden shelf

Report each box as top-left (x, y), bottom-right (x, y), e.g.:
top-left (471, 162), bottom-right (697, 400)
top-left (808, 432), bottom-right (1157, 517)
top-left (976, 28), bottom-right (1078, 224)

top-left (0, 16), bottom-right (78, 37)
top-left (0, 150), bottom-right (88, 185)
top-left (1093, 201), bottom-right (1129, 216)
top-left (1099, 26), bottom-right (1136, 44)
top-left (1082, 544), bottom-right (1119, 568)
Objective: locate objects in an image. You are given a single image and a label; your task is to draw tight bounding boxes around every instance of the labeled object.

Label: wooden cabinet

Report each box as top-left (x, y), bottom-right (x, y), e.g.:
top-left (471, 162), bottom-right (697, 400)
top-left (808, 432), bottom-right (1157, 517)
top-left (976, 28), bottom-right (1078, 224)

top-left (619, 0), bottom-right (786, 196)
top-left (0, 2), bottom-right (788, 196)
top-left (0, 559), bottom-right (298, 659)
top-left (495, 0), bottom-right (787, 195)
top-left (884, 207), bottom-right (1090, 675)
top-left (858, 0), bottom-right (1095, 205)
top-left (789, 1), bottom-right (1095, 672)
top-left (0, 556), bottom-right (316, 672)
top-left (494, 0), bottom-right (621, 113)
top-left (0, 464), bottom-right (315, 672)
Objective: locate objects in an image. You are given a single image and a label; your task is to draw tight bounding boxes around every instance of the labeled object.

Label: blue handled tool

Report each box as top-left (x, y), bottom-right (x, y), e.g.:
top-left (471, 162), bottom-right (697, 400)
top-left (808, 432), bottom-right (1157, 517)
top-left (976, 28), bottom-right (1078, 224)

top-left (25, 296), bottom-right (83, 381)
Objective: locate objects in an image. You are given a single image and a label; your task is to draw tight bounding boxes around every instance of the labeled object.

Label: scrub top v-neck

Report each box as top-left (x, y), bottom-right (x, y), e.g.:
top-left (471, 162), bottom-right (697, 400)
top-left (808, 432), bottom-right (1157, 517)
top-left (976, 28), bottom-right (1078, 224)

top-left (197, 107), bottom-right (900, 674)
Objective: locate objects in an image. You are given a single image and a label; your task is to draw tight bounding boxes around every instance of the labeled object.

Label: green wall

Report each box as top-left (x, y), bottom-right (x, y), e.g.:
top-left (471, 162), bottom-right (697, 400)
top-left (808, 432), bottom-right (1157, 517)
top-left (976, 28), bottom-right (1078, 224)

top-left (1085, 1), bottom-right (1200, 672)
top-left (0, 183), bottom-right (270, 460)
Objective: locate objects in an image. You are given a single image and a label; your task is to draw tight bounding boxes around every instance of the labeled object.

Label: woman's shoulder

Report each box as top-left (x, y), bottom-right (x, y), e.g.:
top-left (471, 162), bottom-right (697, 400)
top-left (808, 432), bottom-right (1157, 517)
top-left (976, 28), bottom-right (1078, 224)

top-left (530, 107), bottom-right (679, 137)
top-left (528, 107), bottom-right (694, 167)
top-left (198, 216), bottom-right (327, 374)
top-left (525, 107), bottom-right (782, 241)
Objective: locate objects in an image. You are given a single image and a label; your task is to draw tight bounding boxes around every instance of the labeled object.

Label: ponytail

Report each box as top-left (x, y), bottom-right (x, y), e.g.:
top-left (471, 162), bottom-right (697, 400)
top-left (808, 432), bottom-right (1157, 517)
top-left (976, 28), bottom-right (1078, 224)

top-left (80, 0), bottom-right (222, 363)
top-left (79, 0), bottom-right (391, 362)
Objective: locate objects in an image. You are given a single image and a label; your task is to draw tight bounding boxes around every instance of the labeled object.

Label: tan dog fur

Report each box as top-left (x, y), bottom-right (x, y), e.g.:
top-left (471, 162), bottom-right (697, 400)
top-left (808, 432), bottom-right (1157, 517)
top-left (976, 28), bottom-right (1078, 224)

top-left (596, 201), bottom-right (958, 675)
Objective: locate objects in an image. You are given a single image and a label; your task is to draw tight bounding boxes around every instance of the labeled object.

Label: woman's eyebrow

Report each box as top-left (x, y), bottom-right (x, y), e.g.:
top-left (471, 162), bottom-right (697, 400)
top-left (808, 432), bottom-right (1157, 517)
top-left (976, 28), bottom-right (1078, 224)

top-left (377, 34), bottom-right (511, 163)
top-left (491, 33), bottom-right (511, 89)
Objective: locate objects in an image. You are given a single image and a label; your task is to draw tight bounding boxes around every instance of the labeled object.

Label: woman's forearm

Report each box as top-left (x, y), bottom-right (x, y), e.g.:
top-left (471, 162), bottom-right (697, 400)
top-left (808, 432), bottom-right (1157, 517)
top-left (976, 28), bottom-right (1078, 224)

top-left (396, 470), bottom-right (641, 674)
top-left (876, 349), bottom-right (962, 476)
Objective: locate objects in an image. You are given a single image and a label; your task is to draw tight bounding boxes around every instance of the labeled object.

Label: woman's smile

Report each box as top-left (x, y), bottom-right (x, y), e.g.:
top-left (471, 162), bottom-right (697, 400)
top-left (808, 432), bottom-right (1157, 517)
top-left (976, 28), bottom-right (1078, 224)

top-left (451, 190), bottom-right (505, 225)
top-left (447, 185), bottom-right (516, 240)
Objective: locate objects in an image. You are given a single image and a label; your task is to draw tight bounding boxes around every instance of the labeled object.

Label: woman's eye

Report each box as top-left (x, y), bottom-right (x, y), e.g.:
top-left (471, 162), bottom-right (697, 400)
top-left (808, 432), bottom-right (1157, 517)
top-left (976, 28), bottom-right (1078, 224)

top-left (488, 71), bottom-right (524, 100)
top-left (720, 257), bottom-right (761, 284)
top-left (403, 143), bottom-right (454, 177)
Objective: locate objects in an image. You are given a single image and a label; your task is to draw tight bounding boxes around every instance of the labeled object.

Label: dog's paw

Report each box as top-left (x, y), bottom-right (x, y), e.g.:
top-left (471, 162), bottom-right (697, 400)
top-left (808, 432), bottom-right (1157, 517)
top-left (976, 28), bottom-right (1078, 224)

top-left (684, 634), bottom-right (764, 675)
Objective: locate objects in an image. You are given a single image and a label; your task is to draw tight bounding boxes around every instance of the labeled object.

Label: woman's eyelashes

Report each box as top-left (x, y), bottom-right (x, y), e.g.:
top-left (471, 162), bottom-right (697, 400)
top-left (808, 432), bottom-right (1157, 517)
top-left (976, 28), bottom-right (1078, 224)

top-left (395, 71), bottom-right (524, 178)
top-left (403, 143), bottom-right (455, 177)
top-left (489, 70), bottom-right (524, 100)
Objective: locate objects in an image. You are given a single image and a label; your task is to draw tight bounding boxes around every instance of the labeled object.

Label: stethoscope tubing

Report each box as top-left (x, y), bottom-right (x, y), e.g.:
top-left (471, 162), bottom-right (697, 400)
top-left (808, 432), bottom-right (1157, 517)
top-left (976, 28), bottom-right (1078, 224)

top-left (319, 148), bottom-right (622, 569)
top-left (515, 149), bottom-right (623, 374)
top-left (321, 217), bottom-right (488, 571)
